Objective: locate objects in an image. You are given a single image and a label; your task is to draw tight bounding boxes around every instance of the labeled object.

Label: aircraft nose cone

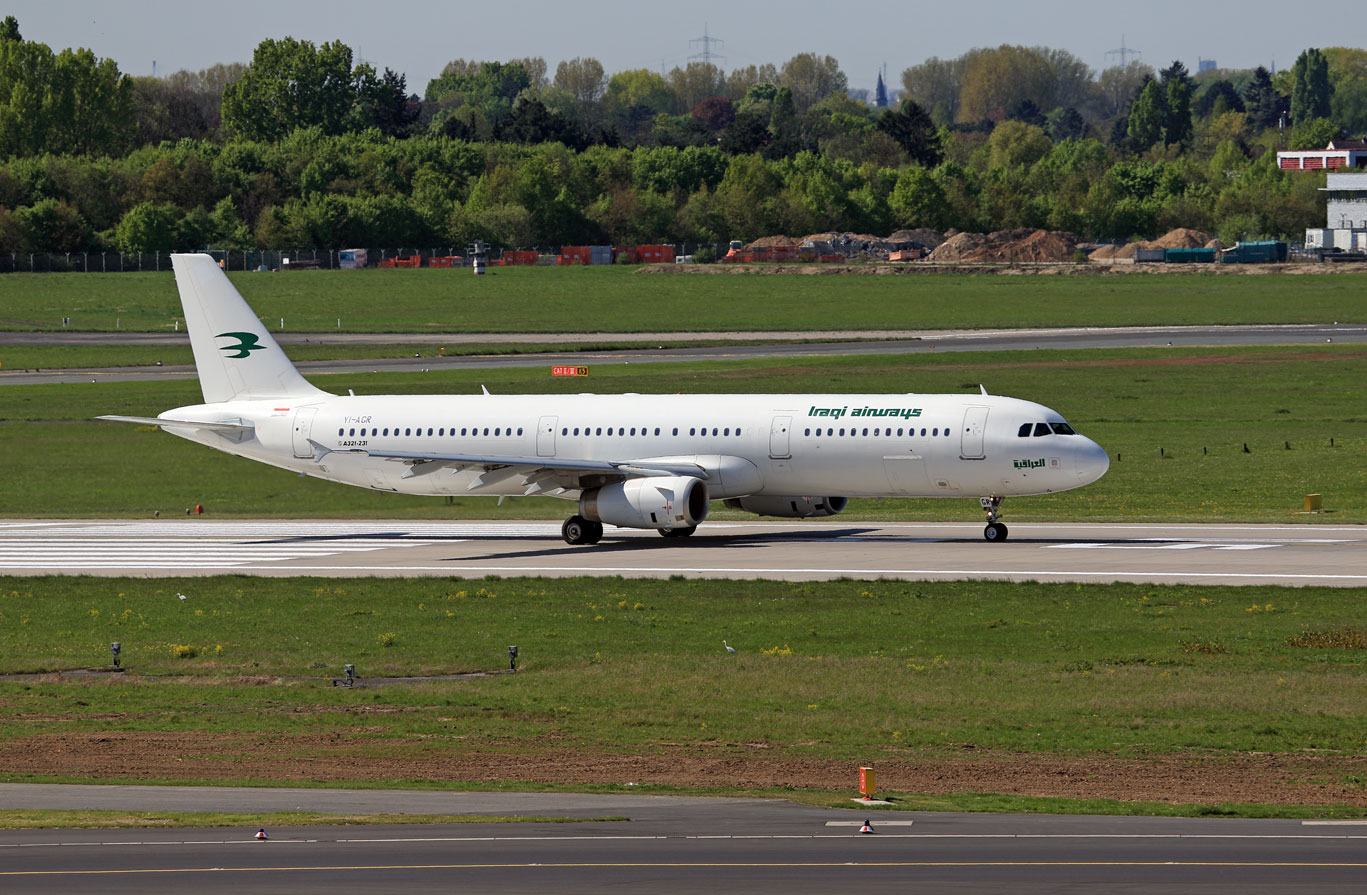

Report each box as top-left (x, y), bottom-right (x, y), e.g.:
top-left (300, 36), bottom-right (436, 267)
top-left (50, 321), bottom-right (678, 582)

top-left (1077, 439), bottom-right (1110, 483)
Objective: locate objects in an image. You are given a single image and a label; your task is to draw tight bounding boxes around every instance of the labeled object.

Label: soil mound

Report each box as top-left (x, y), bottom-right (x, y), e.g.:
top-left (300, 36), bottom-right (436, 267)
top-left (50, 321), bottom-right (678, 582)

top-left (927, 228), bottom-right (1079, 263)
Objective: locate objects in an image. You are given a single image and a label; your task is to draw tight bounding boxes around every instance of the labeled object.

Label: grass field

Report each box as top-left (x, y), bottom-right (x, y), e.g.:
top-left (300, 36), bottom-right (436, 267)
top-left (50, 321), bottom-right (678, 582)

top-left (1, 345), bottom-right (1364, 522)
top-left (2, 267), bottom-right (1365, 333)
top-left (0, 340), bottom-right (791, 371)
top-left (0, 575), bottom-right (1363, 815)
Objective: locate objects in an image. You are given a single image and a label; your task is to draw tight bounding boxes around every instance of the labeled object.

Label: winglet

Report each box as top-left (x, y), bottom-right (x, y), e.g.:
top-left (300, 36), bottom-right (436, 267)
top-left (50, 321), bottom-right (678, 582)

top-left (980, 384), bottom-right (989, 396)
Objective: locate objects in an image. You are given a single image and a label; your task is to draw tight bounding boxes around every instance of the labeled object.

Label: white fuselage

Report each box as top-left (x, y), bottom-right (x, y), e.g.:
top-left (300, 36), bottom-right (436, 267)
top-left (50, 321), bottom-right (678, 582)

top-left (161, 391), bottom-right (1109, 501)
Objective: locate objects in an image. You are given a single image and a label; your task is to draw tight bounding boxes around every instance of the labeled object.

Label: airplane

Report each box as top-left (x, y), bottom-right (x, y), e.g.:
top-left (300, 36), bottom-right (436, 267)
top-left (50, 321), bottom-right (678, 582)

top-left (99, 253), bottom-right (1109, 545)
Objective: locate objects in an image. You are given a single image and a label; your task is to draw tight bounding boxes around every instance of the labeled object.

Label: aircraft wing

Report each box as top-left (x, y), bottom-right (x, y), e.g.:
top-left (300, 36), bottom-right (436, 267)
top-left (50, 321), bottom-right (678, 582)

top-left (97, 414), bottom-right (254, 432)
top-left (334, 445), bottom-right (708, 493)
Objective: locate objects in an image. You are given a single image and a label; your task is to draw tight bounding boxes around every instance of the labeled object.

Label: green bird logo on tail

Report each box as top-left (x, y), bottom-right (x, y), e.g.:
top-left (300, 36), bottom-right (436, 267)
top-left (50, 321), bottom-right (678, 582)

top-left (217, 332), bottom-right (266, 359)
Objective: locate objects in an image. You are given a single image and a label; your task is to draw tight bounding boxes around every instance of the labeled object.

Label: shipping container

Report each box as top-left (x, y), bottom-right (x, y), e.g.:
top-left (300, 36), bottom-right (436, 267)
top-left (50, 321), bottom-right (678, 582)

top-left (635, 244), bottom-right (676, 263)
top-left (1162, 247), bottom-right (1215, 263)
top-left (501, 250), bottom-right (539, 266)
top-left (1220, 240), bottom-right (1288, 263)
top-left (1134, 248), bottom-right (1166, 263)
top-left (338, 248), bottom-right (368, 269)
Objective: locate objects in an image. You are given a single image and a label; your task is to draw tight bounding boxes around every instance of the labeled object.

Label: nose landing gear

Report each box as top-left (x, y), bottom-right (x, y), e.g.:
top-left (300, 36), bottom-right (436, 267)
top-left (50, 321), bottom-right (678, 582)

top-left (980, 496), bottom-right (1008, 542)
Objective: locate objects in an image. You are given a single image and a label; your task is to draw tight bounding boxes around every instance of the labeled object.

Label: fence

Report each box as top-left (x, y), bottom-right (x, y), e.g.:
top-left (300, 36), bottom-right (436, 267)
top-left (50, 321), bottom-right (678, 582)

top-left (0, 244), bottom-right (731, 274)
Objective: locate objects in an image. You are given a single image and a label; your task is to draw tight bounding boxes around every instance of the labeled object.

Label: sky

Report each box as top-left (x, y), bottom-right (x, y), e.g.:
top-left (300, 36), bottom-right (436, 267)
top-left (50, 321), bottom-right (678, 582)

top-left (9, 1), bottom-right (1364, 95)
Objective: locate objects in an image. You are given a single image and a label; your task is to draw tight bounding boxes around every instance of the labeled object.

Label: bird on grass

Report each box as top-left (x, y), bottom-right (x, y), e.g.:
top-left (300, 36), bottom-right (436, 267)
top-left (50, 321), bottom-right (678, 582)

top-left (723, 640), bottom-right (736, 654)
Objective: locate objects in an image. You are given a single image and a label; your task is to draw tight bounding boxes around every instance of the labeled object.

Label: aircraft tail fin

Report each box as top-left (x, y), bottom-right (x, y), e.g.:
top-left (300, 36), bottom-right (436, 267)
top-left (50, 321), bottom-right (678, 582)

top-left (171, 253), bottom-right (329, 404)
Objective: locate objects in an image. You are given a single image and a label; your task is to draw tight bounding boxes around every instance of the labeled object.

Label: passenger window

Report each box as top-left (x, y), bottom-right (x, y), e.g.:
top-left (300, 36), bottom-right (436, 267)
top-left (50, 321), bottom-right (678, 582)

top-left (337, 428), bottom-right (343, 436)
top-left (460, 428), bottom-right (467, 436)
top-left (932, 428), bottom-right (938, 436)
top-left (804, 428), bottom-right (810, 436)
top-left (862, 428), bottom-right (868, 436)
top-left (655, 427), bottom-right (661, 435)
top-left (348, 428), bottom-right (355, 436)
top-left (672, 428), bottom-right (678, 435)
top-left (724, 427), bottom-right (730, 436)
top-left (405, 428), bottom-right (411, 436)
top-left (736, 428), bottom-right (741, 436)
top-left (607, 427), bottom-right (614, 435)
top-left (712, 427), bottom-right (718, 436)
top-left (383, 428), bottom-right (389, 436)
top-left (573, 427), bottom-right (580, 435)
top-left (839, 428), bottom-right (845, 436)
top-left (690, 428), bottom-right (696, 436)
top-left (920, 428), bottom-right (926, 436)
top-left (518, 427), bottom-right (524, 436)
top-left (1034, 423), bottom-right (1051, 437)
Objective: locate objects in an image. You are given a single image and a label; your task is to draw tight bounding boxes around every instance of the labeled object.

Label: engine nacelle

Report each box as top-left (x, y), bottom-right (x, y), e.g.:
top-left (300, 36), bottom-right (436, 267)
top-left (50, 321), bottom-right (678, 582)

top-left (722, 495), bottom-right (848, 518)
top-left (581, 476), bottom-right (710, 530)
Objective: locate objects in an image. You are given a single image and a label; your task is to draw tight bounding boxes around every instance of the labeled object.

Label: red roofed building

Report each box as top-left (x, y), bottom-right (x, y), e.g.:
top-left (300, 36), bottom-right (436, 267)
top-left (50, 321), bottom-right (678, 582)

top-left (1277, 140), bottom-right (1367, 171)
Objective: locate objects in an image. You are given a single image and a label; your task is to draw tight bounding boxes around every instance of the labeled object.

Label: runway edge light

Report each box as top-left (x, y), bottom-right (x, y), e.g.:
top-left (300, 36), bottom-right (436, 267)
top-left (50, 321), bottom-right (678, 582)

top-left (859, 819), bottom-right (875, 834)
top-left (255, 828), bottom-right (268, 840)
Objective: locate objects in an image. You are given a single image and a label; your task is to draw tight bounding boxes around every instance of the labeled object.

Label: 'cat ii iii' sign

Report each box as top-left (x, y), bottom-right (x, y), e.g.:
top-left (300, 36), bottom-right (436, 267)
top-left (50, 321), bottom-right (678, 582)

top-left (552, 366), bottom-right (590, 376)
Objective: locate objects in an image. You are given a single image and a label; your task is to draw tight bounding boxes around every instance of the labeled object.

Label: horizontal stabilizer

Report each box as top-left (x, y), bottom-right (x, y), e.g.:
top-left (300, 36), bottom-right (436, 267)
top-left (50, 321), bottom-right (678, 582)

top-left (96, 414), bottom-right (254, 432)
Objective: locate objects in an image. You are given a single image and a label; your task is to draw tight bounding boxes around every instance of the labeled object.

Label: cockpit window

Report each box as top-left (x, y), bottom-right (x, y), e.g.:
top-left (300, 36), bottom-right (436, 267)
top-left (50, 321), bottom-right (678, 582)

top-left (1033, 422), bottom-right (1051, 437)
top-left (1018, 423), bottom-right (1031, 437)
top-left (1050, 422), bottom-right (1077, 435)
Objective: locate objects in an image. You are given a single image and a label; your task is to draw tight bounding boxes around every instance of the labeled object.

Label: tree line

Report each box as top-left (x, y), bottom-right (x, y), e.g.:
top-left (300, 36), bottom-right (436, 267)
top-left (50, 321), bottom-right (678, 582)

top-left (0, 16), bottom-right (1358, 255)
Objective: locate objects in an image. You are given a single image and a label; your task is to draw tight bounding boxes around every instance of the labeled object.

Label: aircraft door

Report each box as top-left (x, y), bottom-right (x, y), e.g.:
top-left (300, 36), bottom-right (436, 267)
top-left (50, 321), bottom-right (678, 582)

top-left (536, 415), bottom-right (558, 457)
top-left (768, 415), bottom-right (792, 459)
top-left (960, 405), bottom-right (989, 460)
top-left (292, 406), bottom-right (318, 458)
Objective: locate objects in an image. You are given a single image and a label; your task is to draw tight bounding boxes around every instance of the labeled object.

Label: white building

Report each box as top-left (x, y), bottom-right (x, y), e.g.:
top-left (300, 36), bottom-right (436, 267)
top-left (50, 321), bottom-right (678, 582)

top-left (1278, 140), bottom-right (1367, 172)
top-left (1305, 172), bottom-right (1367, 251)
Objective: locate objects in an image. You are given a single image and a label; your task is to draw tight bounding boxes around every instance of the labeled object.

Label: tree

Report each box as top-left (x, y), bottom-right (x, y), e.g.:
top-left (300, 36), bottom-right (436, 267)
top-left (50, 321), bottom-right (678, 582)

top-left (0, 39), bottom-right (135, 158)
top-left (1098, 61), bottom-right (1154, 116)
top-left (901, 55), bottom-right (968, 124)
top-left (1046, 106), bottom-right (1087, 141)
top-left (692, 97), bottom-right (735, 133)
top-left (1243, 67), bottom-right (1284, 130)
top-left (16, 198), bottom-right (90, 251)
top-left (221, 38), bottom-right (365, 141)
top-left (1291, 48), bottom-right (1332, 123)
top-left (1005, 97), bottom-right (1046, 127)
top-left (425, 61), bottom-right (531, 128)
top-left (1165, 77), bottom-right (1192, 146)
top-left (1127, 78), bottom-right (1165, 149)
top-left (719, 108), bottom-right (770, 154)
top-left (777, 53), bottom-right (847, 113)
top-left (554, 57), bottom-right (606, 114)
top-left (0, 15), bottom-right (19, 42)
top-left (115, 202), bottom-right (180, 252)
top-left (888, 165), bottom-right (949, 229)
top-left (1158, 61), bottom-right (1193, 146)
top-left (666, 62), bottom-right (726, 114)
top-left (1194, 80), bottom-right (1244, 118)
top-left (875, 98), bottom-right (942, 166)
top-left (958, 45), bottom-right (1056, 122)
top-left (986, 120), bottom-right (1051, 169)
top-left (363, 68), bottom-right (418, 138)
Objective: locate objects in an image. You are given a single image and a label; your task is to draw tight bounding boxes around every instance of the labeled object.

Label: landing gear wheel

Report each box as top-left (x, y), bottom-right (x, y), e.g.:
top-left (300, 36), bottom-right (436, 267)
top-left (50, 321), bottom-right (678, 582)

top-left (659, 525), bottom-right (697, 539)
top-left (984, 522), bottom-right (1008, 542)
top-left (562, 515), bottom-right (601, 546)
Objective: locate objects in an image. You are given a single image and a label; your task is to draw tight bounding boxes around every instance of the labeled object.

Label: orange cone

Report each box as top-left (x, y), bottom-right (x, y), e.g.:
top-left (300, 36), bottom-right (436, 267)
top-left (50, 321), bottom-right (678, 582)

top-left (255, 828), bottom-right (268, 840)
top-left (859, 819), bottom-right (875, 834)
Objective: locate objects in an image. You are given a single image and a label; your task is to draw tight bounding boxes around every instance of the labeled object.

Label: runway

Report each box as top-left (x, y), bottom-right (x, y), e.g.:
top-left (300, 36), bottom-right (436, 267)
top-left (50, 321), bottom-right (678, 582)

top-left (0, 786), bottom-right (1362, 894)
top-left (3, 323), bottom-right (1363, 386)
top-left (0, 519), bottom-right (1362, 586)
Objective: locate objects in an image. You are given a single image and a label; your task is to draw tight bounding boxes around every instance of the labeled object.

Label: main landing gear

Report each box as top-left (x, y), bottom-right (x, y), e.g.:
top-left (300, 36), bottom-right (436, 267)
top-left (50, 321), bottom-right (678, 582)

top-left (561, 515), bottom-right (603, 545)
top-left (980, 496), bottom-right (1008, 542)
top-left (659, 525), bottom-right (696, 539)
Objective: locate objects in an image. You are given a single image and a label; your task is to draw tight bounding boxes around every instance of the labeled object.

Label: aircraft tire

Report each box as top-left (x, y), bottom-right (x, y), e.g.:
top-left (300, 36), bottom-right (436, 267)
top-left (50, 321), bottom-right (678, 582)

top-left (562, 515), bottom-right (594, 545)
top-left (659, 525), bottom-right (697, 539)
top-left (983, 522), bottom-right (1008, 542)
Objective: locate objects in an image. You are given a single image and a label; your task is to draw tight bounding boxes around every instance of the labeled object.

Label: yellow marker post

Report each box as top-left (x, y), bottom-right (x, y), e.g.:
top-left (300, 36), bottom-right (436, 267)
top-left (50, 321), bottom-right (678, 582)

top-left (1305, 494), bottom-right (1322, 512)
top-left (859, 766), bottom-right (875, 798)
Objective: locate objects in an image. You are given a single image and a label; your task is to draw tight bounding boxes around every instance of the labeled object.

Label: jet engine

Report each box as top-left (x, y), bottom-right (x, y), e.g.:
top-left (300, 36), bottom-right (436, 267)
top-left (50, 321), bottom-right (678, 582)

top-left (722, 496), bottom-right (848, 518)
top-left (581, 476), bottom-right (710, 530)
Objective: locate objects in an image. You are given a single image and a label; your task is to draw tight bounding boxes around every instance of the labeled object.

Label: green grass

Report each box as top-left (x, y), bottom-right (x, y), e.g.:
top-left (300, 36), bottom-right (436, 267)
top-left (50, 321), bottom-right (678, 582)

top-left (0, 339), bottom-right (815, 370)
top-left (0, 576), bottom-right (1363, 761)
top-left (2, 267), bottom-right (1365, 333)
top-left (2, 345), bottom-right (1365, 521)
